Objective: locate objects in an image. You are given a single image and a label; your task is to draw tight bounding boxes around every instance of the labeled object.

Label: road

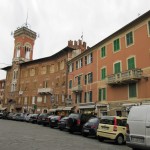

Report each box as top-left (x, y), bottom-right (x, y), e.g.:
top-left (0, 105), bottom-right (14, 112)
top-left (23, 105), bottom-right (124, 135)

top-left (0, 119), bottom-right (132, 150)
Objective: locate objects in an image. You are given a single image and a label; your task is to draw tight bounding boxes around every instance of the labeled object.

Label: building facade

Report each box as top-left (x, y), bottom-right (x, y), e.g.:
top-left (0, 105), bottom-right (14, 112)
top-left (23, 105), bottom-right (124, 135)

top-left (2, 25), bottom-right (87, 114)
top-left (67, 10), bottom-right (150, 117)
top-left (0, 79), bottom-right (5, 111)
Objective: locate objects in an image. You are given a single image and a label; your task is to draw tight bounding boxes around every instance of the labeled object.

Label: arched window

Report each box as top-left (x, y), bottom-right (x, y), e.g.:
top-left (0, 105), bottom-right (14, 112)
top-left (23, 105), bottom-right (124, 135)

top-left (24, 43), bottom-right (32, 60)
top-left (16, 45), bottom-right (20, 58)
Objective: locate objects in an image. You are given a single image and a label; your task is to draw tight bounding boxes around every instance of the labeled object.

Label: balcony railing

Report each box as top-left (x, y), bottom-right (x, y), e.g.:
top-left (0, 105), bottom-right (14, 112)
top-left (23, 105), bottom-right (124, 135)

top-left (107, 68), bottom-right (143, 85)
top-left (72, 85), bottom-right (82, 92)
top-left (38, 88), bottom-right (53, 94)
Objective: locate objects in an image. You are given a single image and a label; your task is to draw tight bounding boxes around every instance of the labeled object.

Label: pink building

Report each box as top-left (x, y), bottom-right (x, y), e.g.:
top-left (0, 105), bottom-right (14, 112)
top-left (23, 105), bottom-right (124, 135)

top-left (68, 10), bottom-right (150, 117)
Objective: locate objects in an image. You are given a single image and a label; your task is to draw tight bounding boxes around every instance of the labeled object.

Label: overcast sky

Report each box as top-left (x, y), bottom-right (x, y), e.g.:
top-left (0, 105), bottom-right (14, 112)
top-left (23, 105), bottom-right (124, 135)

top-left (0, 0), bottom-right (150, 80)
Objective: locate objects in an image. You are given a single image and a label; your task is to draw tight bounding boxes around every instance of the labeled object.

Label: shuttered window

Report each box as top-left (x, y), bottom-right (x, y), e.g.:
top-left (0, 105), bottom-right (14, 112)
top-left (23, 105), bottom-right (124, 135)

top-left (101, 46), bottom-right (106, 58)
top-left (148, 21), bottom-right (150, 35)
top-left (126, 32), bottom-right (133, 46)
top-left (114, 38), bottom-right (120, 52)
top-left (101, 68), bottom-right (106, 80)
top-left (114, 62), bottom-right (121, 74)
top-left (129, 83), bottom-right (137, 98)
top-left (99, 88), bottom-right (106, 101)
top-left (128, 57), bottom-right (135, 70)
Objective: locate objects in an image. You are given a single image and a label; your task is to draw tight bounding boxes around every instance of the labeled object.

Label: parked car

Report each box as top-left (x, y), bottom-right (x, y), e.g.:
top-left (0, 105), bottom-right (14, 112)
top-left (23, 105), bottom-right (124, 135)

top-left (42, 114), bottom-right (54, 126)
top-left (82, 117), bottom-right (100, 137)
top-left (15, 113), bottom-right (25, 121)
top-left (126, 105), bottom-right (150, 150)
top-left (30, 114), bottom-right (39, 123)
top-left (7, 112), bottom-right (15, 120)
top-left (49, 115), bottom-right (63, 128)
top-left (2, 112), bottom-right (10, 119)
top-left (25, 114), bottom-right (33, 122)
top-left (97, 116), bottom-right (127, 145)
top-left (58, 116), bottom-right (69, 131)
top-left (66, 113), bottom-right (96, 133)
top-left (37, 113), bottom-right (51, 125)
top-left (0, 112), bottom-right (3, 119)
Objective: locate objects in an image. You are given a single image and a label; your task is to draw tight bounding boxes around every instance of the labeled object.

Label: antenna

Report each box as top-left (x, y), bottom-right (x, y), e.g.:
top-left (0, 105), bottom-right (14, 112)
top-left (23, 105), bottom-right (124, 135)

top-left (81, 32), bottom-right (83, 41)
top-left (25, 11), bottom-right (28, 28)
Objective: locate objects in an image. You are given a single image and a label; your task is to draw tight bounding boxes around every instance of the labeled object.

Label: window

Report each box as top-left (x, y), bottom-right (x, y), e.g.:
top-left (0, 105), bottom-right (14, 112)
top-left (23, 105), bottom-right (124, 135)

top-left (24, 97), bottom-right (28, 105)
top-left (113, 38), bottom-right (120, 52)
top-left (101, 46), bottom-right (106, 58)
top-left (101, 68), bottom-right (106, 80)
top-left (44, 96), bottom-right (47, 103)
top-left (62, 94), bottom-right (65, 102)
top-left (68, 63), bottom-right (74, 72)
top-left (126, 31), bottom-right (133, 46)
top-left (32, 97), bottom-right (35, 104)
top-left (69, 80), bottom-right (72, 89)
top-left (43, 81), bottom-right (48, 88)
top-left (25, 45), bottom-right (31, 59)
top-left (76, 93), bottom-right (82, 104)
top-left (85, 73), bottom-right (93, 84)
top-left (41, 66), bottom-right (46, 74)
top-left (148, 21), bottom-right (150, 35)
top-left (84, 91), bottom-right (92, 102)
top-left (88, 72), bottom-right (93, 83)
top-left (129, 83), bottom-right (137, 98)
top-left (85, 53), bottom-right (93, 65)
top-left (76, 58), bottom-right (83, 69)
top-left (16, 46), bottom-right (20, 58)
top-left (128, 57), bottom-right (135, 70)
top-left (30, 68), bottom-right (35, 76)
top-left (99, 88), bottom-right (106, 101)
top-left (114, 62), bottom-right (121, 74)
top-left (78, 76), bottom-right (81, 85)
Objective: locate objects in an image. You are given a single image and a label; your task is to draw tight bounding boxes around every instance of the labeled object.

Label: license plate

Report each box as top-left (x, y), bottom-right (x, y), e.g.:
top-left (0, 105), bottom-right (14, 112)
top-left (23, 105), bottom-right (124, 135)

top-left (102, 126), bottom-right (109, 130)
top-left (84, 129), bottom-right (89, 132)
top-left (51, 120), bottom-right (55, 122)
top-left (131, 137), bottom-right (144, 143)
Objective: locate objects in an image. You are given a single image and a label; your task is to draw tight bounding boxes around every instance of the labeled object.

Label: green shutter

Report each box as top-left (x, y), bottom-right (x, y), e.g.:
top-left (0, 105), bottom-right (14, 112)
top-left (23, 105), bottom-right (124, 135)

top-left (126, 32), bottom-right (133, 46)
top-left (129, 83), bottom-right (137, 98)
top-left (101, 68), bottom-right (106, 80)
top-left (128, 57), bottom-right (135, 70)
top-left (103, 88), bottom-right (106, 100)
top-left (114, 62), bottom-right (121, 74)
top-left (101, 46), bottom-right (106, 58)
top-left (114, 39), bottom-right (120, 51)
top-left (99, 89), bottom-right (101, 101)
top-left (148, 21), bottom-right (150, 35)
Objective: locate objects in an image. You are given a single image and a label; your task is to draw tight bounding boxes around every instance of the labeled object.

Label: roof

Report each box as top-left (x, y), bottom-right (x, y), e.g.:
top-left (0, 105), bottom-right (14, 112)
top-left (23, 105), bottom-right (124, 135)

top-left (2, 46), bottom-right (75, 70)
top-left (68, 10), bottom-right (150, 63)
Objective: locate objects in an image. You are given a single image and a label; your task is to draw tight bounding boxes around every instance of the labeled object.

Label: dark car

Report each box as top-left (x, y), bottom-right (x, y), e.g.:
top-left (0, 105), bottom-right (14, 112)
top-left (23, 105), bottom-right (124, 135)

top-left (49, 116), bottom-right (63, 128)
top-left (82, 117), bottom-right (100, 137)
top-left (37, 113), bottom-right (51, 125)
top-left (0, 112), bottom-right (3, 119)
top-left (42, 114), bottom-right (54, 126)
top-left (30, 114), bottom-right (39, 123)
top-left (66, 113), bottom-right (96, 133)
top-left (58, 116), bottom-right (69, 131)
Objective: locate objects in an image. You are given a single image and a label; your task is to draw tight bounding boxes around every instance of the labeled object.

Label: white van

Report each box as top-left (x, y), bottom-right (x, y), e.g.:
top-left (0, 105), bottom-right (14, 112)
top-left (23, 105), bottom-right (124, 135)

top-left (126, 105), bottom-right (150, 150)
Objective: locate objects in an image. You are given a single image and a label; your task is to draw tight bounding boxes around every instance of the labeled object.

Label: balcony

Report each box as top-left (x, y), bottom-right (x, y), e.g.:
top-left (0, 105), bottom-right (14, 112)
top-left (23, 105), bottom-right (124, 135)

top-left (72, 85), bottom-right (83, 92)
top-left (107, 68), bottom-right (143, 86)
top-left (38, 88), bottom-right (53, 95)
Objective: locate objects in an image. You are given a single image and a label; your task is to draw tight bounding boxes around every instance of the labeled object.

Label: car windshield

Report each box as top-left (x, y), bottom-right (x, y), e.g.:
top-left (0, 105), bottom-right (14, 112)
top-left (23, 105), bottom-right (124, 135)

top-left (69, 114), bottom-right (80, 119)
top-left (100, 117), bottom-right (114, 125)
top-left (88, 118), bottom-right (99, 123)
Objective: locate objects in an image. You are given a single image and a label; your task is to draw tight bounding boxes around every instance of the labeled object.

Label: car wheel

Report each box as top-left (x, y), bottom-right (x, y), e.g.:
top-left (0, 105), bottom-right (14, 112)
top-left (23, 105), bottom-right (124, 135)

top-left (98, 136), bottom-right (104, 142)
top-left (82, 132), bottom-right (88, 137)
top-left (116, 134), bottom-right (124, 145)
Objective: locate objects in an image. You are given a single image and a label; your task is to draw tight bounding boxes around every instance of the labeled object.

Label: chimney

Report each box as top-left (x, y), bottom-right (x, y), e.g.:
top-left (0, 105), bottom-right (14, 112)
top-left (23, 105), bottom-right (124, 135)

top-left (74, 40), bottom-right (77, 48)
top-left (68, 40), bottom-right (73, 47)
top-left (83, 42), bottom-right (86, 50)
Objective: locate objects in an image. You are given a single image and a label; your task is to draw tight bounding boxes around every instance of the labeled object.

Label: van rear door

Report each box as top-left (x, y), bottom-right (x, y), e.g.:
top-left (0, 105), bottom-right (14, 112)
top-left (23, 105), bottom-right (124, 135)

top-left (128, 106), bottom-right (146, 145)
top-left (145, 107), bottom-right (150, 148)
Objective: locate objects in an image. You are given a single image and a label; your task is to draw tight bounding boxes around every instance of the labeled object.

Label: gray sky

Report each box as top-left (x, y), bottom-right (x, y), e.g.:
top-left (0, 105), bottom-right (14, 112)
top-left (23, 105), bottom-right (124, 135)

top-left (0, 0), bottom-right (150, 80)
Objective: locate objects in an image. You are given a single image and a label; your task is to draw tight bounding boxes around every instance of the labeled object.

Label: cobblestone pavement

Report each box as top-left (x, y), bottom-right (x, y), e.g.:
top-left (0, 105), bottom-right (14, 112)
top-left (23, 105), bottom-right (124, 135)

top-left (0, 119), bottom-right (132, 150)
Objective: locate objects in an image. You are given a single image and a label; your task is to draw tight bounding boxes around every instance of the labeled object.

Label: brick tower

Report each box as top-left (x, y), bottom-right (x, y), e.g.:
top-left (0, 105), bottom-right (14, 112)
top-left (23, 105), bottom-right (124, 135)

top-left (12, 26), bottom-right (37, 63)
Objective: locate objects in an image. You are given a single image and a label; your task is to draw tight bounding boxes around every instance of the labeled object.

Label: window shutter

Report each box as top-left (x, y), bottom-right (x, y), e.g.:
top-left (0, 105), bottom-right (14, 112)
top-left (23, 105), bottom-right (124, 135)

top-left (103, 88), bottom-right (106, 100)
top-left (99, 89), bottom-right (101, 101)
top-left (85, 56), bottom-right (87, 65)
top-left (91, 53), bottom-right (93, 63)
top-left (128, 57), bottom-right (135, 70)
top-left (84, 75), bottom-right (87, 84)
